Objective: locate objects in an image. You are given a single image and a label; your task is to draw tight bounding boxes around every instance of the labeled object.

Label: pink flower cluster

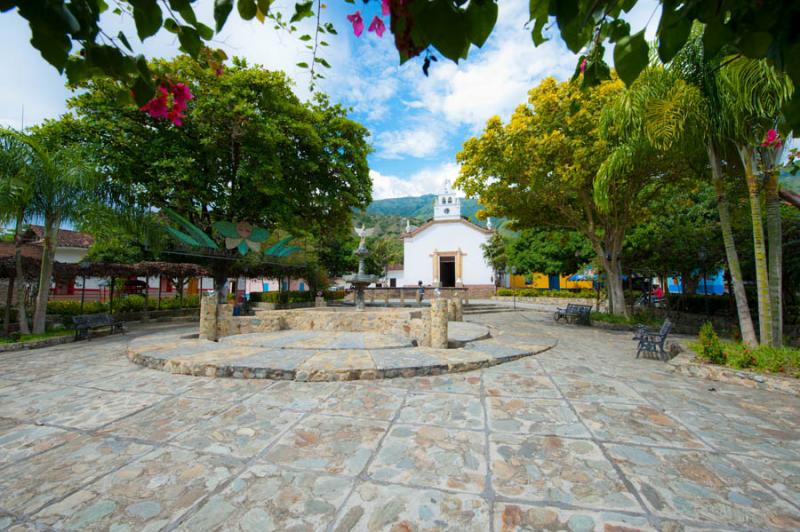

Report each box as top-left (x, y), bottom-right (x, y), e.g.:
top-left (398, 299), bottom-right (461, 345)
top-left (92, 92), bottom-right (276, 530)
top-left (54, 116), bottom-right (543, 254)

top-left (347, 0), bottom-right (388, 38)
top-left (761, 128), bottom-right (782, 149)
top-left (140, 82), bottom-right (194, 126)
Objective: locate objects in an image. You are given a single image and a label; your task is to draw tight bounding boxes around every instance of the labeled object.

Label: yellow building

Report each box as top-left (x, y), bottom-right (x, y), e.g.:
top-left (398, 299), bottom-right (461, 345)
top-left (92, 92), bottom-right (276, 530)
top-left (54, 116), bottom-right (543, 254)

top-left (509, 273), bottom-right (593, 290)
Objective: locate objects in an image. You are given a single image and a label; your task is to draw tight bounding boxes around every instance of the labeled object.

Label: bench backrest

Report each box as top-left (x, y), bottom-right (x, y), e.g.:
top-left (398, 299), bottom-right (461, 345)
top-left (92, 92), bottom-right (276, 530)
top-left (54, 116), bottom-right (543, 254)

top-left (73, 314), bottom-right (115, 327)
top-left (659, 319), bottom-right (673, 336)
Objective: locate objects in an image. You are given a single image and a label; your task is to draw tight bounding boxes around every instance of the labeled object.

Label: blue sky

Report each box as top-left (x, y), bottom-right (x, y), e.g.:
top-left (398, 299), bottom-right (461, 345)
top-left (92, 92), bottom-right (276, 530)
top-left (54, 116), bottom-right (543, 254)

top-left (0, 0), bottom-right (661, 199)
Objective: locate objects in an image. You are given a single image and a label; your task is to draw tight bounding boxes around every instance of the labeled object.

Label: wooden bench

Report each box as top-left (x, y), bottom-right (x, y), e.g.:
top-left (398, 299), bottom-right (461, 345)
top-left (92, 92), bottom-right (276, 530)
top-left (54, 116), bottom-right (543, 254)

top-left (634, 318), bottom-right (673, 361)
top-left (72, 313), bottom-right (126, 340)
top-left (553, 303), bottom-right (592, 325)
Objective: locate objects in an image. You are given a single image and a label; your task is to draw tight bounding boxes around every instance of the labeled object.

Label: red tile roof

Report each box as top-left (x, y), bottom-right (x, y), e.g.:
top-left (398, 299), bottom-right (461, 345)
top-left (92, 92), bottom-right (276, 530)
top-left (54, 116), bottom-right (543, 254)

top-left (25, 226), bottom-right (95, 249)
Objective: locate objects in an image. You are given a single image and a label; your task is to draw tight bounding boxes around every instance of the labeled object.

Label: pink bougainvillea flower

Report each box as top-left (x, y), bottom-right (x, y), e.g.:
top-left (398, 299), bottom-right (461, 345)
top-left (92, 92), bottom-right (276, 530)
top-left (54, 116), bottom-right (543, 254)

top-left (167, 109), bottom-right (185, 127)
top-left (381, 0), bottom-right (390, 16)
top-left (347, 11), bottom-right (364, 37)
top-left (761, 128), bottom-right (782, 148)
top-left (368, 15), bottom-right (386, 37)
top-left (140, 85), bottom-right (169, 119)
top-left (172, 83), bottom-right (193, 105)
top-left (580, 58), bottom-right (587, 74)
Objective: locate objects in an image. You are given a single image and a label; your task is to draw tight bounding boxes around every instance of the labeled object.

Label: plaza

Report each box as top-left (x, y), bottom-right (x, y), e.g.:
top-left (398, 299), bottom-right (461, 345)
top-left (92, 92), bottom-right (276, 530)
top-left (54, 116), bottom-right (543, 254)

top-left (1, 306), bottom-right (798, 531)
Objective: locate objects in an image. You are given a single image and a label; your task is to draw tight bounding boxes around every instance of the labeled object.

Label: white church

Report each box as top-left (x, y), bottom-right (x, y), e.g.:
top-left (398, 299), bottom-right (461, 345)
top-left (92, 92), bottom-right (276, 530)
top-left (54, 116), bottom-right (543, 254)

top-left (387, 182), bottom-right (495, 290)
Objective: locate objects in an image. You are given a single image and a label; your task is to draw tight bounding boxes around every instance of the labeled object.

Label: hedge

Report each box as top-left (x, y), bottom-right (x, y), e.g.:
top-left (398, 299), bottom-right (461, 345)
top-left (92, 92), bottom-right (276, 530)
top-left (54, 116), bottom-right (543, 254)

top-left (248, 291), bottom-right (314, 304)
top-left (497, 288), bottom-right (599, 299)
top-left (46, 294), bottom-right (200, 316)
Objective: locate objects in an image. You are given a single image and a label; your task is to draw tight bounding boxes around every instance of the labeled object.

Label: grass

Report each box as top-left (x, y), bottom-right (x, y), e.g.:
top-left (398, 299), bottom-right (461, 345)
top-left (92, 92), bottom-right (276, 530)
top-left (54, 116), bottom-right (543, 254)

top-left (0, 329), bottom-right (74, 345)
top-left (590, 311), bottom-right (661, 327)
top-left (689, 336), bottom-right (800, 378)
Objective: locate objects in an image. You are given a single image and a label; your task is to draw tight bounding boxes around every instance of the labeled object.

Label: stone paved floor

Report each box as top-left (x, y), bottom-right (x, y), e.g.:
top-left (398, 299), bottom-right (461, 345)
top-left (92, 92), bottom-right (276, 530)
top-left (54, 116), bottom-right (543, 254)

top-left (1, 313), bottom-right (800, 531)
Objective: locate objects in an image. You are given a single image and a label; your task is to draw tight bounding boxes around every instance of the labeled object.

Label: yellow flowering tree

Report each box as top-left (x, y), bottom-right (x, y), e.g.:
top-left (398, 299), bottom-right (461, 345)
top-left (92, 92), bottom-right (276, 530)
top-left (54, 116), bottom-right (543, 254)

top-left (457, 76), bottom-right (696, 316)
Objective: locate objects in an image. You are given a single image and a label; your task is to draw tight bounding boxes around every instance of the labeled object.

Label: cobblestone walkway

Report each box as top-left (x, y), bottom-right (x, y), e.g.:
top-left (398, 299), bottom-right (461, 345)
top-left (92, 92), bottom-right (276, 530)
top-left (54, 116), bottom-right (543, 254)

top-left (1, 312), bottom-right (799, 531)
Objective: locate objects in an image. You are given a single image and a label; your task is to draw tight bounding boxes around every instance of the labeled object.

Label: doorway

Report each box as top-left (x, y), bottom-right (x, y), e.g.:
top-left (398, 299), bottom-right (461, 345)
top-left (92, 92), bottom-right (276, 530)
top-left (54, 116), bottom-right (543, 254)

top-left (439, 256), bottom-right (456, 287)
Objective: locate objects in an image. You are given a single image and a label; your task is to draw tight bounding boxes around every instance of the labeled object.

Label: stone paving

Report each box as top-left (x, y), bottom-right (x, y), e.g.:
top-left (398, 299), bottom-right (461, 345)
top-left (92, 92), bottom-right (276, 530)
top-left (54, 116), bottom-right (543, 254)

top-left (0, 313), bottom-right (799, 530)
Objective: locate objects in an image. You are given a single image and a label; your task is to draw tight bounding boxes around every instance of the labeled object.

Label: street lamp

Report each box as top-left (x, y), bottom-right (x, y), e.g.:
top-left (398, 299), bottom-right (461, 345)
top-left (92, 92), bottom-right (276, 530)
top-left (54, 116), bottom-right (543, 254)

top-left (511, 266), bottom-right (518, 310)
top-left (79, 260), bottom-right (90, 313)
top-left (698, 247), bottom-right (709, 319)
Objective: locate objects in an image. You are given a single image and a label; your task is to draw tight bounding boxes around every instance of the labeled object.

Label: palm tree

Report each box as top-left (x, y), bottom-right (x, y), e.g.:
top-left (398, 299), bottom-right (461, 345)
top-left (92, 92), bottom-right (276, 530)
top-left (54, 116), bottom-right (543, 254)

top-left (0, 129), bottom-right (35, 334)
top-left (633, 34), bottom-right (792, 346)
top-left (718, 58), bottom-right (793, 346)
top-left (26, 128), bottom-right (97, 334)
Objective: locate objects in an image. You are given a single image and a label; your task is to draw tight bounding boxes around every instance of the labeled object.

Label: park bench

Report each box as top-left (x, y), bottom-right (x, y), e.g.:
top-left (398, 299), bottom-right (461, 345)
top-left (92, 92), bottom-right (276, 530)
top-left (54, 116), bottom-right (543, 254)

top-left (634, 318), bottom-right (673, 361)
top-left (72, 313), bottom-right (126, 340)
top-left (553, 303), bottom-right (592, 325)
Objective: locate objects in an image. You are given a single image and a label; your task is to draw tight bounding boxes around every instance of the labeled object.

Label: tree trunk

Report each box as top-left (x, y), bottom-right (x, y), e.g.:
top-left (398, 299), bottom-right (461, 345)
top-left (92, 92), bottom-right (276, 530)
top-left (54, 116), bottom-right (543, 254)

top-left (738, 144), bottom-right (771, 345)
top-left (709, 144), bottom-right (758, 346)
top-left (32, 220), bottom-right (58, 334)
top-left (593, 239), bottom-right (627, 317)
top-left (13, 210), bottom-right (30, 335)
top-left (764, 168), bottom-right (782, 346)
top-left (4, 276), bottom-right (13, 335)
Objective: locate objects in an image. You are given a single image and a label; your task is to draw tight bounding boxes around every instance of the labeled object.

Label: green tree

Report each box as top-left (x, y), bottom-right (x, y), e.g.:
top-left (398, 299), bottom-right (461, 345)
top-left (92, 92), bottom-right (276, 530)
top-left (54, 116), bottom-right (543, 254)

top-left (25, 123), bottom-right (98, 333)
top-left (480, 232), bottom-right (507, 279)
top-left (457, 77), bottom-right (694, 316)
top-left (506, 229), bottom-right (593, 276)
top-left (364, 236), bottom-right (402, 279)
top-left (0, 129), bottom-right (36, 334)
top-left (638, 33), bottom-right (793, 345)
top-left (67, 55), bottom-right (371, 288)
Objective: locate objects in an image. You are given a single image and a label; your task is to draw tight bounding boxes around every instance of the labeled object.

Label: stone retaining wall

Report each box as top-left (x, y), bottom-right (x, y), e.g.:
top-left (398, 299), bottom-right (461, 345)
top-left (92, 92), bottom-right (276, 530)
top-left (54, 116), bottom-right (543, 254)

top-left (669, 349), bottom-right (800, 396)
top-left (199, 293), bottom-right (456, 347)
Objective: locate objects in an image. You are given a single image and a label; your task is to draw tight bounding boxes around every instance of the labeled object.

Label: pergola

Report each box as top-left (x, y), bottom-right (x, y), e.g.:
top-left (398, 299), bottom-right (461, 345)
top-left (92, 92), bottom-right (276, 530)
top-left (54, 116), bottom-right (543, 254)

top-left (0, 258), bottom-right (209, 314)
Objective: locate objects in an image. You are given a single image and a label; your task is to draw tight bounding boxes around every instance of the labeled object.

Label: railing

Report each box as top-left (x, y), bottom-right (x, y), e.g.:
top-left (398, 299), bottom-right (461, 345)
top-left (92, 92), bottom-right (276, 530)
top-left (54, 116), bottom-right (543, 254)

top-left (342, 286), bottom-right (471, 304)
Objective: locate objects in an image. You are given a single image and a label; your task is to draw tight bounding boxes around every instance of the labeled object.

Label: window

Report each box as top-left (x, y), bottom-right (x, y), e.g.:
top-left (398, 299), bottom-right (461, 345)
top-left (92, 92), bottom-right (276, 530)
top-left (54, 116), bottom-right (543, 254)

top-left (447, 197), bottom-right (453, 204)
top-left (299, 281), bottom-right (305, 291)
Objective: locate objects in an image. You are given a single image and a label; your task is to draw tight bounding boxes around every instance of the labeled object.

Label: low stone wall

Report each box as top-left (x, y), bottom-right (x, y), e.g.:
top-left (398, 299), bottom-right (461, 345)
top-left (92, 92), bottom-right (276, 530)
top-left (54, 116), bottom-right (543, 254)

top-left (493, 296), bottom-right (607, 311)
top-left (199, 293), bottom-right (454, 347)
top-left (669, 349), bottom-right (800, 396)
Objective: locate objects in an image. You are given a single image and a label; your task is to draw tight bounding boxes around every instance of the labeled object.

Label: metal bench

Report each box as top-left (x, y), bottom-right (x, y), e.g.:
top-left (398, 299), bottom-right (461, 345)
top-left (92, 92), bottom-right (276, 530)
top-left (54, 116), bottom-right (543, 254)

top-left (72, 313), bottom-right (126, 340)
top-left (553, 303), bottom-right (592, 326)
top-left (634, 318), bottom-right (673, 361)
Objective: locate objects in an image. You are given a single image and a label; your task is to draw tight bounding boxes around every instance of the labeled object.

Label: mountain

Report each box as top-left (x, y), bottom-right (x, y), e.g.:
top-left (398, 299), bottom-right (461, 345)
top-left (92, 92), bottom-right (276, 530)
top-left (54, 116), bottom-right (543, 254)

top-left (362, 194), bottom-right (485, 223)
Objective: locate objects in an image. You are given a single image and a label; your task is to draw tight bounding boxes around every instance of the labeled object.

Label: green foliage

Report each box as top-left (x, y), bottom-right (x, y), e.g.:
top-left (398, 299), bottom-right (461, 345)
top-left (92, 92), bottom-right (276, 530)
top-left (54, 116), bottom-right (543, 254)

top-left (497, 288), bottom-right (597, 299)
top-left (0, 329), bottom-right (73, 344)
top-left (506, 229), bottom-right (593, 275)
top-left (47, 300), bottom-right (107, 316)
top-left (67, 56), bottom-right (371, 280)
top-left (249, 291), bottom-right (313, 304)
top-left (590, 311), bottom-right (660, 327)
top-left (690, 336), bottom-right (800, 377)
top-left (697, 322), bottom-right (726, 364)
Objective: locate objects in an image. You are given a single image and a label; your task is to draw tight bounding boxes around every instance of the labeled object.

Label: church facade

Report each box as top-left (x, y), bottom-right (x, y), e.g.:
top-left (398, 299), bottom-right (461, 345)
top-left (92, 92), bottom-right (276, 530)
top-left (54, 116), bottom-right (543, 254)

top-left (391, 184), bottom-right (495, 289)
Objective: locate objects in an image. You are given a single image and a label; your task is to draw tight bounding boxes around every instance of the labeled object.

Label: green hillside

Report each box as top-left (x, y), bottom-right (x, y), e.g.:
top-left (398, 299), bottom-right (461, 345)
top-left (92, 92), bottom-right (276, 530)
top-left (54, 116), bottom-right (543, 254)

top-left (362, 194), bottom-right (485, 223)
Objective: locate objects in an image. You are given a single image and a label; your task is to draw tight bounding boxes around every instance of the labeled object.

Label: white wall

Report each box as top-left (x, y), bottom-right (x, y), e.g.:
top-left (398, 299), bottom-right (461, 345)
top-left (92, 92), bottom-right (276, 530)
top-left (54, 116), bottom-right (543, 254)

top-left (402, 221), bottom-right (493, 286)
top-left (54, 247), bottom-right (87, 264)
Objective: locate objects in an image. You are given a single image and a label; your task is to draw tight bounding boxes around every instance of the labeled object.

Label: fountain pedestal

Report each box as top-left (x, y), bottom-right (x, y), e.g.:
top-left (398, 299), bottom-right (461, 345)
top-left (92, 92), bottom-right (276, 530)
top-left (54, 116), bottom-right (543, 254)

top-left (344, 242), bottom-right (378, 311)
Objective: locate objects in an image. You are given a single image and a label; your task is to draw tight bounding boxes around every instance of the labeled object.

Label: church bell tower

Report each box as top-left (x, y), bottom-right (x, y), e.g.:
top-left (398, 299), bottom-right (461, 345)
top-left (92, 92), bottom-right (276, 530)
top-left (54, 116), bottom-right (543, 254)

top-left (433, 180), bottom-right (461, 220)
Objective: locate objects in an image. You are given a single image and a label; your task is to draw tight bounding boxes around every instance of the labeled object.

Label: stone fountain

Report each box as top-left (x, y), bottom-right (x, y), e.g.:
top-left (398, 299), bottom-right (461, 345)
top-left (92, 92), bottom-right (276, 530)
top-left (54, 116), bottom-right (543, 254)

top-left (344, 224), bottom-right (380, 311)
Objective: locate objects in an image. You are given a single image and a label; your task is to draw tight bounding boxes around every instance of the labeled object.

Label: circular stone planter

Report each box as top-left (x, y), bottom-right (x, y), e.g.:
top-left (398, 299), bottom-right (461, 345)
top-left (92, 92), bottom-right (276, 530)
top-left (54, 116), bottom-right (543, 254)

top-left (127, 325), bottom-right (555, 381)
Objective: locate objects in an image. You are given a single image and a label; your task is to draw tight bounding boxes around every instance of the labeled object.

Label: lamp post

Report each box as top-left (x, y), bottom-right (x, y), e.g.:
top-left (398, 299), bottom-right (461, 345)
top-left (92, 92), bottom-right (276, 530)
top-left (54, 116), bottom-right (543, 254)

top-left (698, 247), bottom-right (709, 319)
top-left (79, 261), bottom-right (89, 313)
top-left (511, 266), bottom-right (517, 310)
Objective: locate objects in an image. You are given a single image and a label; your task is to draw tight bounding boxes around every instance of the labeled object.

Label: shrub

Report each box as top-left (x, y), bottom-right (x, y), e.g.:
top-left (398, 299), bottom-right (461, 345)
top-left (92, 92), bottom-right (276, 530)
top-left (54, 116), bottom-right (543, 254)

top-left (47, 300), bottom-right (107, 316)
top-left (115, 295), bottom-right (146, 313)
top-left (497, 288), bottom-right (597, 299)
top-left (248, 291), bottom-right (313, 304)
top-left (325, 290), bottom-right (346, 300)
top-left (697, 322), bottom-right (726, 365)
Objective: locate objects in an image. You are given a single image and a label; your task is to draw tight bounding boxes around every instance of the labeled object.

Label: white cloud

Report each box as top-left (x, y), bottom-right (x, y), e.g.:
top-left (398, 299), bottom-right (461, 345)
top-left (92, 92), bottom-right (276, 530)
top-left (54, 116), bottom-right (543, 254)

top-left (375, 125), bottom-right (445, 159)
top-left (370, 162), bottom-right (460, 199)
